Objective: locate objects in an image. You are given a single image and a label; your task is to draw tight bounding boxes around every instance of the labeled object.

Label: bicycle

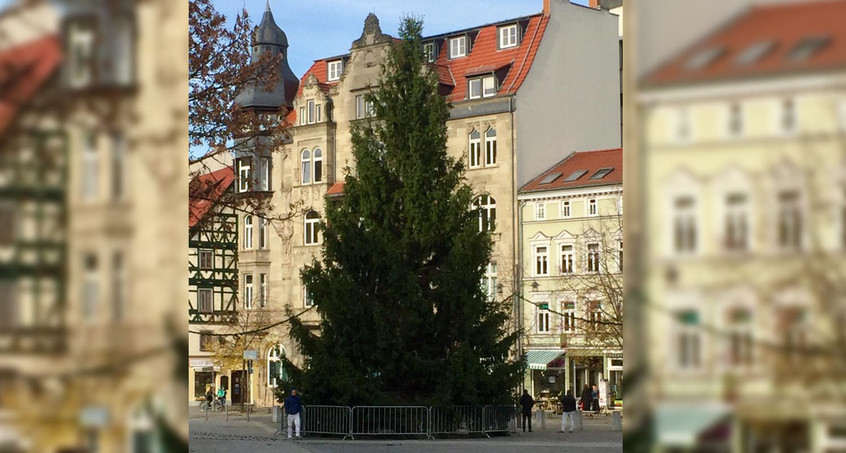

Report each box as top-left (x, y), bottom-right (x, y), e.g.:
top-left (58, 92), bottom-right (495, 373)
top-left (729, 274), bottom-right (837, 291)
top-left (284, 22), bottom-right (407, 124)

top-left (199, 399), bottom-right (224, 412)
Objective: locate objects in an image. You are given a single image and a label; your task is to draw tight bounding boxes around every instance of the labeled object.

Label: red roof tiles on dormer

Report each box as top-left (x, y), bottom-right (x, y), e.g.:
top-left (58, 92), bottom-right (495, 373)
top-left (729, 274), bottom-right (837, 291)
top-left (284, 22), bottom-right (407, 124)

top-left (520, 148), bottom-right (622, 194)
top-left (0, 35), bottom-right (61, 137)
top-left (645, 0), bottom-right (846, 87)
top-left (189, 166), bottom-right (236, 229)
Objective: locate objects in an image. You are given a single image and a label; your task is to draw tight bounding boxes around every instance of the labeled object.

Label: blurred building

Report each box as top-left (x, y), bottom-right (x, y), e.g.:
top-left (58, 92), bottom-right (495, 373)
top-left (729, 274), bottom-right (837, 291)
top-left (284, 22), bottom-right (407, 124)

top-left (639, 0), bottom-right (846, 450)
top-left (517, 148), bottom-right (623, 408)
top-left (221, 0), bottom-right (621, 407)
top-left (0, 0), bottom-right (188, 451)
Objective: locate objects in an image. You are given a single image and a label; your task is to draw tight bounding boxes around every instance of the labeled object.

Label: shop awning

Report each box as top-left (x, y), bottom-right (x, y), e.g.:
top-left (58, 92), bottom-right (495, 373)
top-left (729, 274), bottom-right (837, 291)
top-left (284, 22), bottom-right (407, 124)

top-left (526, 349), bottom-right (565, 370)
top-left (655, 403), bottom-right (731, 447)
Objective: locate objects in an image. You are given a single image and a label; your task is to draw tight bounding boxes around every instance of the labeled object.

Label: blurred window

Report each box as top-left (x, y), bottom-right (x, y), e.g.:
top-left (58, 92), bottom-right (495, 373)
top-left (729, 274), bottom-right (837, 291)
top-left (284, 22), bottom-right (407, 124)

top-left (82, 131), bottom-right (99, 201)
top-left (259, 273), bottom-right (267, 307)
top-left (587, 243), bottom-right (600, 273)
top-left (199, 331), bottom-right (213, 351)
top-left (588, 198), bottom-right (597, 216)
top-left (304, 285), bottom-right (314, 307)
top-left (779, 306), bottom-right (807, 363)
top-left (734, 41), bottom-right (774, 66)
top-left (0, 281), bottom-right (16, 330)
top-left (83, 253), bottom-right (99, 322)
top-left (673, 196), bottom-right (697, 254)
top-left (726, 308), bottom-right (753, 367)
top-left (536, 202), bottom-right (546, 220)
top-left (313, 148), bottom-right (323, 183)
top-left (781, 98), bottom-right (796, 133)
top-left (110, 131), bottom-right (126, 201)
top-left (728, 103), bottom-right (743, 137)
top-left (0, 204), bottom-right (14, 246)
top-left (724, 193), bottom-right (749, 251)
top-left (787, 36), bottom-right (830, 62)
top-left (684, 47), bottom-right (724, 70)
top-left (674, 107), bottom-right (690, 142)
top-left (675, 309), bottom-right (701, 368)
top-left (267, 344), bottom-right (287, 387)
top-left (562, 301), bottom-right (576, 332)
top-left (67, 20), bottom-right (96, 88)
top-left (777, 190), bottom-right (802, 250)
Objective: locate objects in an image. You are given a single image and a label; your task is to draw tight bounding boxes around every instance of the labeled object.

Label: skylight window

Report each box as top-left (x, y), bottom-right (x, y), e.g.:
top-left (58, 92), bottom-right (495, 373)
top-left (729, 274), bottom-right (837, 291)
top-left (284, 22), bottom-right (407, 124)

top-left (589, 167), bottom-right (614, 180)
top-left (564, 170), bottom-right (588, 182)
top-left (734, 41), bottom-right (774, 66)
top-left (539, 172), bottom-right (563, 185)
top-left (787, 36), bottom-right (830, 62)
top-left (684, 47), bottom-right (724, 71)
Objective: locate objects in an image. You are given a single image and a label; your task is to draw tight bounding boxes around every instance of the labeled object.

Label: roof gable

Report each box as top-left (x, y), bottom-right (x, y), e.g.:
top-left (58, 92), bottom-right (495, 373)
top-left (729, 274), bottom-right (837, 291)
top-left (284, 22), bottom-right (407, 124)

top-left (520, 148), bottom-right (623, 194)
top-left (189, 166), bottom-right (236, 229)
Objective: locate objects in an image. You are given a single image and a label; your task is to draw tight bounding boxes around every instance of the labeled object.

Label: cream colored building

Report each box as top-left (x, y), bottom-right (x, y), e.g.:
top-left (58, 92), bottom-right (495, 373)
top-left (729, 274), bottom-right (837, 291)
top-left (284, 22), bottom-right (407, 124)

top-left (639, 1), bottom-right (846, 450)
top-left (518, 148), bottom-right (623, 408)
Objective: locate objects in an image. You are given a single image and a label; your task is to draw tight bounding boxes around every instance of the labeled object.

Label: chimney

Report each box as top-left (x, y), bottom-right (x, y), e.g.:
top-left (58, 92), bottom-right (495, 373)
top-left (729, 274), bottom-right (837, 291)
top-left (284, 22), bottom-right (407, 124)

top-left (589, 0), bottom-right (600, 7)
top-left (543, 0), bottom-right (550, 16)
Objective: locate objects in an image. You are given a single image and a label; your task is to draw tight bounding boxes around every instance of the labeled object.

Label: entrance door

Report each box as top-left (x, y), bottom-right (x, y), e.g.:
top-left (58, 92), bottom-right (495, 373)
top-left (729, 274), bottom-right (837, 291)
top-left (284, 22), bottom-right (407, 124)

top-left (220, 376), bottom-right (229, 403)
top-left (231, 371), bottom-right (244, 404)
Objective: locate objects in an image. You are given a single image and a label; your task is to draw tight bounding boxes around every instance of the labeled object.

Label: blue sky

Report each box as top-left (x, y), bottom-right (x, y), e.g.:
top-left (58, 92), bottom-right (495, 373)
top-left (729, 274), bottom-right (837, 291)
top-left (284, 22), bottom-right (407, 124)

top-left (214, 0), bottom-right (588, 77)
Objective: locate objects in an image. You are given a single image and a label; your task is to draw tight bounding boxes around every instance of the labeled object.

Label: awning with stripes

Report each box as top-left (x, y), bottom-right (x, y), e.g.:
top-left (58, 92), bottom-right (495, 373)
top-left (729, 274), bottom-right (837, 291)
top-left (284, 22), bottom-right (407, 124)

top-left (526, 349), bottom-right (566, 370)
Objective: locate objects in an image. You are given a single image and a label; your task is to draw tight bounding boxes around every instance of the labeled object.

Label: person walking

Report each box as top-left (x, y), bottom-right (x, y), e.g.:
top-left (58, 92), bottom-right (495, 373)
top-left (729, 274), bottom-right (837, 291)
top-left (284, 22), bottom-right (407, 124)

top-left (591, 384), bottom-right (600, 412)
top-left (559, 390), bottom-right (577, 433)
top-left (284, 389), bottom-right (303, 439)
top-left (580, 384), bottom-right (592, 412)
top-left (519, 389), bottom-right (534, 432)
top-left (216, 385), bottom-right (227, 407)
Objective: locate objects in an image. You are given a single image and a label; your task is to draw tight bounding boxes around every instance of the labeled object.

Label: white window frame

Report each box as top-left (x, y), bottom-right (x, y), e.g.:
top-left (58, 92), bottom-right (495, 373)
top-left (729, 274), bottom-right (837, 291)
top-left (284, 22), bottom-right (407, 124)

top-left (304, 211), bottom-right (320, 245)
top-left (301, 149), bottom-right (311, 184)
top-left (243, 274), bottom-right (253, 309)
top-left (588, 198), bottom-right (598, 216)
top-left (675, 309), bottom-right (702, 370)
top-left (484, 128), bottom-right (496, 165)
top-left (258, 218), bottom-right (267, 249)
top-left (776, 189), bottom-right (803, 251)
top-left (259, 157), bottom-right (270, 191)
top-left (313, 148), bottom-right (323, 183)
top-left (727, 102), bottom-right (744, 138)
top-left (423, 42), bottom-right (436, 62)
top-left (82, 131), bottom-right (98, 202)
top-left (534, 245), bottom-right (549, 276)
top-left (537, 303), bottom-right (551, 333)
top-left (560, 244), bottom-right (574, 274)
top-left (724, 192), bottom-right (749, 252)
top-left (468, 130), bottom-right (481, 168)
top-left (673, 195), bottom-right (698, 255)
top-left (499, 24), bottom-right (518, 49)
top-left (299, 107), bottom-right (306, 126)
top-left (779, 97), bottom-right (797, 135)
top-left (243, 215), bottom-right (253, 250)
top-left (586, 243), bottom-right (600, 273)
top-left (267, 345), bottom-right (285, 387)
top-left (259, 273), bottom-right (267, 307)
top-left (198, 288), bottom-right (213, 313)
top-left (483, 76), bottom-right (496, 97)
top-left (535, 202), bottom-right (546, 220)
top-left (307, 100), bottom-right (315, 124)
top-left (68, 21), bottom-right (95, 88)
top-left (483, 262), bottom-right (498, 301)
top-left (304, 285), bottom-right (314, 307)
top-left (561, 200), bottom-right (571, 218)
top-left (475, 195), bottom-right (496, 232)
top-left (327, 60), bottom-right (343, 81)
top-left (449, 36), bottom-right (467, 59)
top-left (238, 158), bottom-right (251, 193)
top-left (562, 301), bottom-right (576, 333)
top-left (468, 78), bottom-right (482, 99)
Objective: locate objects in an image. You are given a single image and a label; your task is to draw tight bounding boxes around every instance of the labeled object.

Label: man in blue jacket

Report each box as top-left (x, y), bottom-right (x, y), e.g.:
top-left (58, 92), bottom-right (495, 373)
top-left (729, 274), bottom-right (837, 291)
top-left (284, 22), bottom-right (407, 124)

top-left (284, 389), bottom-right (303, 439)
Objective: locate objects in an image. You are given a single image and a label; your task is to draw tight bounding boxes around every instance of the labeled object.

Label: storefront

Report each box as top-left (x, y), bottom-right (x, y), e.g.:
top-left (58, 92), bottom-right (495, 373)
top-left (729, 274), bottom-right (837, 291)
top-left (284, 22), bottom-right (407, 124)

top-left (526, 349), bottom-right (566, 410)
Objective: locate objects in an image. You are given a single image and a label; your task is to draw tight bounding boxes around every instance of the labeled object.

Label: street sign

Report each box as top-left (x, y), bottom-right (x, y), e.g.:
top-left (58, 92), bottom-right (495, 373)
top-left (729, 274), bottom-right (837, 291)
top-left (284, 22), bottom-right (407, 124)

top-left (243, 349), bottom-right (258, 360)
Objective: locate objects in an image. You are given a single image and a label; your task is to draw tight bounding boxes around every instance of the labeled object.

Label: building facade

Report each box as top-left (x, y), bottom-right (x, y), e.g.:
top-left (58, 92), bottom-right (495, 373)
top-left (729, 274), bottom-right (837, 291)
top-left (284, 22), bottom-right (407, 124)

top-left (518, 148), bottom-right (623, 410)
top-left (640, 1), bottom-right (846, 450)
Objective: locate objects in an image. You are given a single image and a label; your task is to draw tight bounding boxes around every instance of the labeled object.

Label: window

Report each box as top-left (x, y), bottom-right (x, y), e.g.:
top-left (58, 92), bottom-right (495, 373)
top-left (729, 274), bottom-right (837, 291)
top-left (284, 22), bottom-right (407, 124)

top-left (0, 204), bottom-right (14, 246)
top-left (301, 149), bottom-right (311, 184)
top-left (468, 130), bottom-right (481, 168)
top-left (483, 262), bottom-right (498, 301)
top-left (535, 203), bottom-right (546, 220)
top-left (562, 301), bottom-right (576, 333)
top-left (728, 103), bottom-right (743, 137)
top-left (781, 98), bottom-right (796, 133)
top-left (304, 210), bottom-right (320, 245)
top-left (327, 60), bottom-right (343, 81)
top-left (355, 95), bottom-right (375, 119)
top-left (304, 286), bottom-right (314, 307)
top-left (111, 131), bottom-right (125, 201)
top-left (534, 246), bottom-right (549, 276)
top-left (313, 148), bottom-right (323, 183)
top-left (560, 244), bottom-right (574, 274)
top-left (537, 303), bottom-right (550, 333)
top-left (267, 344), bottom-right (287, 387)
top-left (449, 36), bottom-right (467, 58)
top-left (561, 201), bottom-right (571, 218)
top-left (238, 158), bottom-right (251, 193)
top-left (258, 157), bottom-right (270, 191)
top-left (82, 131), bottom-right (98, 201)
top-left (674, 107), bottom-right (690, 142)
top-left (468, 76), bottom-right (495, 99)
top-left (787, 36), bottom-right (829, 62)
top-left (587, 243), bottom-right (600, 273)
top-left (199, 330), bottom-right (213, 352)
top-left (198, 288), bottom-right (213, 313)
top-left (618, 241), bottom-right (623, 273)
top-left (779, 306), bottom-right (808, 363)
top-left (475, 195), bottom-right (496, 232)
top-left (423, 42), bottom-right (436, 62)
top-left (307, 100), bottom-right (315, 124)
top-left (198, 249), bottom-right (213, 270)
top-left (674, 196), bottom-right (697, 253)
top-left (468, 78), bottom-right (481, 99)
top-left (316, 104), bottom-right (322, 123)
top-left (725, 193), bottom-right (749, 251)
top-left (299, 107), bottom-right (306, 125)
top-left (725, 308), bottom-right (753, 367)
top-left (243, 274), bottom-right (253, 309)
top-left (676, 309), bottom-right (701, 369)
top-left (484, 128), bottom-right (496, 165)
top-left (258, 218), bottom-right (268, 249)
top-left (588, 199), bottom-right (597, 216)
top-left (0, 281), bottom-right (16, 329)
top-left (68, 20), bottom-right (95, 88)
top-left (259, 273), bottom-right (267, 307)
top-left (587, 301), bottom-right (603, 328)
top-left (499, 24), bottom-right (518, 49)
top-left (777, 190), bottom-right (802, 250)
top-left (590, 168), bottom-right (613, 180)
top-left (83, 253), bottom-right (98, 322)
top-left (243, 215), bottom-right (253, 249)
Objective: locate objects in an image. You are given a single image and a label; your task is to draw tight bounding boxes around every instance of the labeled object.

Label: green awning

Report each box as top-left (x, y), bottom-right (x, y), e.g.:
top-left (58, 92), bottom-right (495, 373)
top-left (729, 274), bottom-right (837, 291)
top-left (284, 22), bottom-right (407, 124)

top-left (526, 349), bottom-right (565, 370)
top-left (655, 403), bottom-right (731, 447)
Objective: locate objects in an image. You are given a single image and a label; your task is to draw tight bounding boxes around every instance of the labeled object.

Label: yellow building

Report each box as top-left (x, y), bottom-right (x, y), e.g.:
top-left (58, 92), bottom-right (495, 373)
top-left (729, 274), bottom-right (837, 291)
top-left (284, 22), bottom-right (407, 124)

top-left (518, 148), bottom-right (623, 408)
top-left (639, 1), bottom-right (846, 450)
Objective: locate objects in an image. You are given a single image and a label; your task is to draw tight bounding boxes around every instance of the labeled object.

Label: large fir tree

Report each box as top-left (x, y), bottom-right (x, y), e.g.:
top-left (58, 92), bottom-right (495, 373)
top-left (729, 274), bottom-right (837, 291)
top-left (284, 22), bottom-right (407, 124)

top-left (284, 17), bottom-right (523, 407)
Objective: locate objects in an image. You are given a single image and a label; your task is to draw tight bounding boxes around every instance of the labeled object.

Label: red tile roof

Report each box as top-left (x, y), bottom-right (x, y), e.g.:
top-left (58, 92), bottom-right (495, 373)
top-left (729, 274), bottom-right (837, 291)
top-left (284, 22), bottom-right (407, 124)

top-left (0, 35), bottom-right (61, 138)
top-left (295, 14), bottom-right (549, 103)
top-left (326, 182), bottom-right (345, 197)
top-left (520, 148), bottom-right (622, 194)
top-left (645, 0), bottom-right (846, 87)
top-left (189, 166), bottom-right (236, 229)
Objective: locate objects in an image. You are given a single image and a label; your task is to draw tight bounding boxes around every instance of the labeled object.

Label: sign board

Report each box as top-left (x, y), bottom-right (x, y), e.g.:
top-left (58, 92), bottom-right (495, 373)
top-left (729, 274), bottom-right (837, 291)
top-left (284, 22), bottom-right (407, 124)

top-left (599, 379), bottom-right (608, 409)
top-left (79, 406), bottom-right (110, 427)
top-left (243, 349), bottom-right (258, 360)
top-left (189, 358), bottom-right (214, 368)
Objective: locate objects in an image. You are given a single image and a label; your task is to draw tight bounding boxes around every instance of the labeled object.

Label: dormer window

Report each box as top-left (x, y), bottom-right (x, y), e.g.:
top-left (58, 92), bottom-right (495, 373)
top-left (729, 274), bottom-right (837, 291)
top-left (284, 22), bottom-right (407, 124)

top-left (499, 24), bottom-right (518, 49)
top-left (423, 42), bottom-right (436, 63)
top-left (468, 75), bottom-right (496, 99)
top-left (449, 36), bottom-right (467, 59)
top-left (327, 60), bottom-right (343, 81)
top-left (67, 19), bottom-right (96, 88)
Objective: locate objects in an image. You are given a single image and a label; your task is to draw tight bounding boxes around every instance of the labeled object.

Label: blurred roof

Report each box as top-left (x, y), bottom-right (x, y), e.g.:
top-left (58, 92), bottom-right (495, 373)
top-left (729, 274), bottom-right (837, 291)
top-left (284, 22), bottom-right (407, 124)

top-left (644, 0), bottom-right (846, 87)
top-left (520, 148), bottom-right (622, 194)
top-left (189, 166), bottom-right (235, 229)
top-left (0, 35), bottom-right (61, 137)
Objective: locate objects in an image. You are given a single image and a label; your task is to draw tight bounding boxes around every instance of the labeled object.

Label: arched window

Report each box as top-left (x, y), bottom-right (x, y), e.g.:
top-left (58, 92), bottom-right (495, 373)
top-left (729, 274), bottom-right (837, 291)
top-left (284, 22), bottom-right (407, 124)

top-left (304, 210), bottom-right (320, 245)
top-left (244, 215), bottom-right (253, 249)
top-left (267, 344), bottom-right (288, 387)
top-left (313, 148), bottom-right (323, 183)
top-left (485, 128), bottom-right (496, 165)
top-left (468, 130), bottom-right (481, 168)
top-left (474, 195), bottom-right (496, 232)
top-left (301, 149), bottom-right (311, 184)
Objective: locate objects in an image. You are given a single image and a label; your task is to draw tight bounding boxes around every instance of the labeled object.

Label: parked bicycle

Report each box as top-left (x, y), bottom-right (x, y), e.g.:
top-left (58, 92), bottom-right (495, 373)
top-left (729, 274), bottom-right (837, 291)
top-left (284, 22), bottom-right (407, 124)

top-left (199, 399), bottom-right (224, 412)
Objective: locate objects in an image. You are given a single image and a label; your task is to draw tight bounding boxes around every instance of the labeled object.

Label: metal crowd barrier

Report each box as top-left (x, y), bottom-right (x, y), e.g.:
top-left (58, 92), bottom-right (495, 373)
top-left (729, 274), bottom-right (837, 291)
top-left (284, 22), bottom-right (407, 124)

top-left (428, 405), bottom-right (484, 436)
top-left (482, 405), bottom-right (518, 436)
top-left (351, 406), bottom-right (431, 439)
top-left (302, 405), bottom-right (352, 439)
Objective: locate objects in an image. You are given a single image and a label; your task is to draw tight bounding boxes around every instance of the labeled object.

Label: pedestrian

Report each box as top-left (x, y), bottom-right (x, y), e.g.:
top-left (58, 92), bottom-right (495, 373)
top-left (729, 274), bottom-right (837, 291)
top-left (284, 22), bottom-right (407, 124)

top-left (559, 390), bottom-right (577, 433)
top-left (580, 384), bottom-right (592, 412)
top-left (519, 389), bottom-right (534, 432)
top-left (205, 386), bottom-right (214, 405)
top-left (284, 389), bottom-right (303, 439)
top-left (591, 384), bottom-right (600, 412)
top-left (216, 385), bottom-right (227, 407)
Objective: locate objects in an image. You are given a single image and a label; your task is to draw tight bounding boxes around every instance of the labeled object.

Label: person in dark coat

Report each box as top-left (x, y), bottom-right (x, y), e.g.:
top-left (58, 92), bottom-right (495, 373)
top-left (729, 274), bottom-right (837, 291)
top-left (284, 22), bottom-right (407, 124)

top-left (591, 384), bottom-right (600, 412)
top-left (559, 390), bottom-right (577, 433)
top-left (519, 389), bottom-right (534, 432)
top-left (284, 389), bottom-right (303, 439)
top-left (581, 384), bottom-right (592, 411)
